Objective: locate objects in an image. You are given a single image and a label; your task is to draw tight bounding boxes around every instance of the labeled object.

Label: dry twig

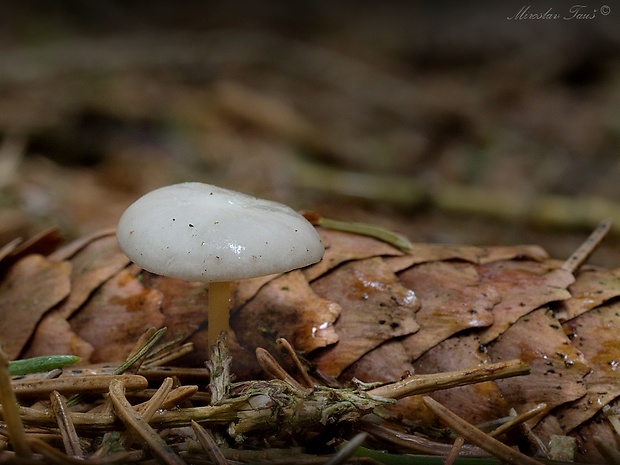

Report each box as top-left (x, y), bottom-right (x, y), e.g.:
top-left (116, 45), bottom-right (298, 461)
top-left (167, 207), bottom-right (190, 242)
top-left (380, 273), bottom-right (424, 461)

top-left (367, 358), bottom-right (529, 399)
top-left (14, 374), bottom-right (148, 397)
top-left (562, 218), bottom-right (612, 273)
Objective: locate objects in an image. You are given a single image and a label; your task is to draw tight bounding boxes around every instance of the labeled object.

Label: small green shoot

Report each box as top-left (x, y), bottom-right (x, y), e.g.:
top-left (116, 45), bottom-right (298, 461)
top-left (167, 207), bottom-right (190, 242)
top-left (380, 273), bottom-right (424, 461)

top-left (8, 355), bottom-right (81, 376)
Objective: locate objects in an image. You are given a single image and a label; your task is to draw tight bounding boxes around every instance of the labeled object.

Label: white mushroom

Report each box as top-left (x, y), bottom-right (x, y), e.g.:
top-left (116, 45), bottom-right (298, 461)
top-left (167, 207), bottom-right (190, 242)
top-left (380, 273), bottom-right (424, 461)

top-left (116, 182), bottom-right (324, 345)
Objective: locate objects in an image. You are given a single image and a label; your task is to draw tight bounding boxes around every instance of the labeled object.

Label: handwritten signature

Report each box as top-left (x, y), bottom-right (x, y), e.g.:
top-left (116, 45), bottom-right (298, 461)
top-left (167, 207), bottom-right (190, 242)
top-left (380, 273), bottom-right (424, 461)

top-left (507, 4), bottom-right (611, 20)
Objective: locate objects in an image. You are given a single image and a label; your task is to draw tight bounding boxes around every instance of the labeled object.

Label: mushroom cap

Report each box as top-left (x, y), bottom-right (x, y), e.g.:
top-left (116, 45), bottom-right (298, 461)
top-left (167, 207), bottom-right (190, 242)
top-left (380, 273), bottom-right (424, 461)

top-left (116, 182), bottom-right (324, 282)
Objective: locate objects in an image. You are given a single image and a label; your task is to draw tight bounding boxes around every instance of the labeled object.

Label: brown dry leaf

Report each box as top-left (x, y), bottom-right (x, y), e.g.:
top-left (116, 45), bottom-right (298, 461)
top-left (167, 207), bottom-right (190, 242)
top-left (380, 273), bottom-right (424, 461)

top-left (0, 238), bottom-right (22, 267)
top-left (478, 244), bottom-right (550, 263)
top-left (487, 307), bottom-right (590, 422)
top-left (385, 243), bottom-right (548, 273)
top-left (140, 271), bottom-right (210, 331)
top-left (70, 269), bottom-right (165, 363)
top-left (556, 267), bottom-right (620, 322)
top-left (48, 227), bottom-right (116, 262)
top-left (348, 333), bottom-right (512, 429)
top-left (0, 254), bottom-right (72, 358)
top-left (341, 338), bottom-right (415, 383)
top-left (310, 257), bottom-right (419, 377)
top-left (230, 272), bottom-right (282, 309)
top-left (303, 228), bottom-right (403, 281)
top-left (50, 234), bottom-right (130, 320)
top-left (0, 227), bottom-right (65, 272)
top-left (139, 271), bottom-right (211, 367)
top-left (23, 234), bottom-right (130, 361)
top-left (24, 314), bottom-right (94, 361)
top-left (568, 400), bottom-right (620, 463)
top-left (339, 338), bottom-right (438, 425)
top-left (476, 259), bottom-right (574, 344)
top-left (398, 261), bottom-right (499, 360)
top-left (231, 270), bottom-right (341, 355)
top-left (412, 334), bottom-right (510, 426)
top-left (555, 300), bottom-right (620, 431)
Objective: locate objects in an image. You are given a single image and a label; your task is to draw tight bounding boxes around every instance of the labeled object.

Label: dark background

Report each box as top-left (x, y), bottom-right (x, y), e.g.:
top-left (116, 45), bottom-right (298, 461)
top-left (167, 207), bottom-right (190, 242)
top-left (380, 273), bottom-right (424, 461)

top-left (1, 1), bottom-right (620, 266)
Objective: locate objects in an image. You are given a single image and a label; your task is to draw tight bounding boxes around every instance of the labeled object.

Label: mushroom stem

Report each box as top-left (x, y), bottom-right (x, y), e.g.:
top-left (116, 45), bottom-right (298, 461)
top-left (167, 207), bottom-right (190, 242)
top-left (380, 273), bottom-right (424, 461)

top-left (208, 281), bottom-right (232, 345)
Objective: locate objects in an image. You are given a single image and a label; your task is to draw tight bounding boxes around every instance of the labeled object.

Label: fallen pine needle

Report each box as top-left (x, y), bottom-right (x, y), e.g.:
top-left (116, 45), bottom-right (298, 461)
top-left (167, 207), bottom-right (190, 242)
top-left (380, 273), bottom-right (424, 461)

top-left (361, 422), bottom-right (486, 456)
top-left (326, 432), bottom-right (367, 465)
top-left (276, 337), bottom-right (315, 388)
top-left (108, 378), bottom-right (186, 465)
top-left (422, 396), bottom-right (544, 465)
top-left (444, 436), bottom-right (465, 465)
top-left (137, 384), bottom-right (199, 411)
top-left (488, 403), bottom-right (547, 438)
top-left (562, 218), bottom-right (612, 273)
top-left (302, 211), bottom-right (413, 251)
top-left (256, 346), bottom-right (310, 392)
top-left (191, 420), bottom-right (228, 465)
top-left (594, 436), bottom-right (620, 465)
top-left (28, 437), bottom-right (142, 464)
top-left (0, 345), bottom-right (31, 458)
top-left (50, 390), bottom-right (83, 458)
top-left (120, 377), bottom-right (174, 450)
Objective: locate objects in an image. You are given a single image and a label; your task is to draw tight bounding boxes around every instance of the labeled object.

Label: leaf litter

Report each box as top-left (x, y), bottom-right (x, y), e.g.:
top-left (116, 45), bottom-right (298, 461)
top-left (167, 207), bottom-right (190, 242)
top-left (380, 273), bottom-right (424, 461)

top-left (0, 220), bottom-right (619, 463)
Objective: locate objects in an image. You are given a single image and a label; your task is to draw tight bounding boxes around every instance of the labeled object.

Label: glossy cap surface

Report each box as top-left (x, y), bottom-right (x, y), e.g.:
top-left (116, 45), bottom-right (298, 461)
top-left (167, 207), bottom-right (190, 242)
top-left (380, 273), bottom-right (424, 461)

top-left (116, 182), bottom-right (324, 281)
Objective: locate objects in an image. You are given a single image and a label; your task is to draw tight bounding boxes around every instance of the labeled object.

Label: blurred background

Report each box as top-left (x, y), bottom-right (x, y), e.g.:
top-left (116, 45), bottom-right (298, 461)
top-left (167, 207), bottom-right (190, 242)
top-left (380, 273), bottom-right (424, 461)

top-left (1, 1), bottom-right (620, 266)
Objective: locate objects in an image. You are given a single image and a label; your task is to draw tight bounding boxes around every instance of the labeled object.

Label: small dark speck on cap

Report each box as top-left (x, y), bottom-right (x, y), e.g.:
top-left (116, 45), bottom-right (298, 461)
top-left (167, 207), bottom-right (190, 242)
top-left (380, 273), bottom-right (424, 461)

top-left (189, 223), bottom-right (194, 228)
